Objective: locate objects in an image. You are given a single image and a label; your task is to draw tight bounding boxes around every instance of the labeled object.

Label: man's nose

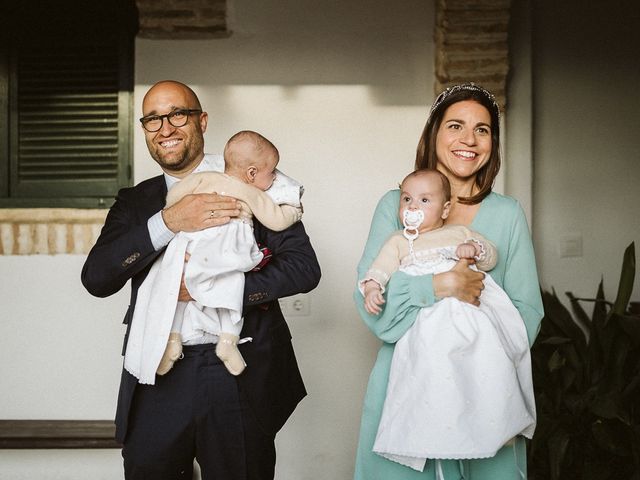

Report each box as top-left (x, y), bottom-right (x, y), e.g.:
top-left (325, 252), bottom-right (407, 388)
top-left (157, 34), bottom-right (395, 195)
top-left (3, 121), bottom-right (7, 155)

top-left (158, 117), bottom-right (177, 136)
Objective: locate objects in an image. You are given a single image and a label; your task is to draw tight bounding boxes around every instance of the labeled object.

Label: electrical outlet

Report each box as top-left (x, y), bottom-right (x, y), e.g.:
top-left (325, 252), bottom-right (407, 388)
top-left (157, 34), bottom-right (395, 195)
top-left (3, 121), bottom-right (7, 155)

top-left (279, 295), bottom-right (311, 316)
top-left (558, 233), bottom-right (583, 258)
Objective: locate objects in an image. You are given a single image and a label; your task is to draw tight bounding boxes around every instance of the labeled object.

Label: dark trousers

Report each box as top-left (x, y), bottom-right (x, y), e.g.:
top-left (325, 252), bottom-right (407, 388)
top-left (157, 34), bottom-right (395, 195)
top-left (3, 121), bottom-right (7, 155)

top-left (122, 344), bottom-right (276, 480)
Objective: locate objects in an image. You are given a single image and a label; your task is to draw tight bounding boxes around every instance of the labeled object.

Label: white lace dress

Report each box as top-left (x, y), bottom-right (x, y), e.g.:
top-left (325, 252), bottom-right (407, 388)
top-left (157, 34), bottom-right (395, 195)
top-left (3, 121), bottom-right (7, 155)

top-left (371, 246), bottom-right (536, 472)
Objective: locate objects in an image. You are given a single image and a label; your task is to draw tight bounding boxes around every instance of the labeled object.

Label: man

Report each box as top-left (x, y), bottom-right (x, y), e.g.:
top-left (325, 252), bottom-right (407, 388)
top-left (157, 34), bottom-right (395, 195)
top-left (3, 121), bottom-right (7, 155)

top-left (81, 80), bottom-right (321, 479)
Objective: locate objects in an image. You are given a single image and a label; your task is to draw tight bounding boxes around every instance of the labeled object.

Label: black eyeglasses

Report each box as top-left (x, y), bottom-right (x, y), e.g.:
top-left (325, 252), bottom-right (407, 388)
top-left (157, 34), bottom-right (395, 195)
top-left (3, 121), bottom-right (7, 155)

top-left (139, 109), bottom-right (203, 132)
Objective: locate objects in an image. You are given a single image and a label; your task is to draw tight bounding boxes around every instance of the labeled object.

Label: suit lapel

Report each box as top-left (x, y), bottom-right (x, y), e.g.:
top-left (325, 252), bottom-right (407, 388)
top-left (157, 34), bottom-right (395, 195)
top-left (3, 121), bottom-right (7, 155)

top-left (138, 175), bottom-right (168, 221)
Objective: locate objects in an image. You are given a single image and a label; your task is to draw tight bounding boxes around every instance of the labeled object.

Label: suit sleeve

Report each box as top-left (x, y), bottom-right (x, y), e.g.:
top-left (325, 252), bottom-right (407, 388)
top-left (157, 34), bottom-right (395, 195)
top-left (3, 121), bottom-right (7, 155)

top-left (353, 190), bottom-right (437, 344)
top-left (81, 188), bottom-right (162, 298)
top-left (243, 220), bottom-right (321, 307)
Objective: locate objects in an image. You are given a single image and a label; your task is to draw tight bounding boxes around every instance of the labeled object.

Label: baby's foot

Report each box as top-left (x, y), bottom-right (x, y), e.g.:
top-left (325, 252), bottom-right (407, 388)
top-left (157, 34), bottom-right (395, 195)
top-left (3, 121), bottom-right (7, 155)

top-left (157, 332), bottom-right (183, 375)
top-left (216, 333), bottom-right (246, 376)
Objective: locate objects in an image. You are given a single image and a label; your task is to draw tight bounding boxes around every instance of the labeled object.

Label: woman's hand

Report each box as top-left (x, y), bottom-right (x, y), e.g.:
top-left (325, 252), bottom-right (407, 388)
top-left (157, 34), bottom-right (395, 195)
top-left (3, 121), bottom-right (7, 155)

top-left (433, 258), bottom-right (485, 306)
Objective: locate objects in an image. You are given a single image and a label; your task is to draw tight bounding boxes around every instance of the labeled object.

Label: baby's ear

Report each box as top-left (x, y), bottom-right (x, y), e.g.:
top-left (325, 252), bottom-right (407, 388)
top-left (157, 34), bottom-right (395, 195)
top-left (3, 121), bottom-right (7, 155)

top-left (246, 166), bottom-right (258, 183)
top-left (441, 200), bottom-right (452, 219)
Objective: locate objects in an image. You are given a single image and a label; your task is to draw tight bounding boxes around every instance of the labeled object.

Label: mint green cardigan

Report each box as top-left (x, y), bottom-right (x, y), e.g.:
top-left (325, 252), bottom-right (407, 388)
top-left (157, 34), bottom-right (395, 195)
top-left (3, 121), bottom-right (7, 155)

top-left (353, 190), bottom-right (544, 480)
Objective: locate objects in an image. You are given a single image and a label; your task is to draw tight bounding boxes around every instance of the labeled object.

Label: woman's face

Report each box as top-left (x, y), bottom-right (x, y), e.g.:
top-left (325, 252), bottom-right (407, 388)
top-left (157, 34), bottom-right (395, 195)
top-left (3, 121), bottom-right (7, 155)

top-left (434, 100), bottom-right (492, 183)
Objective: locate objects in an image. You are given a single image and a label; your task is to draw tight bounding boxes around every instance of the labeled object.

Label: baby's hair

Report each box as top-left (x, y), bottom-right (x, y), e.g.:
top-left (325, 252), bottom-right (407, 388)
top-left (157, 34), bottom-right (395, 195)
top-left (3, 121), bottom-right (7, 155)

top-left (224, 130), bottom-right (279, 172)
top-left (401, 169), bottom-right (451, 202)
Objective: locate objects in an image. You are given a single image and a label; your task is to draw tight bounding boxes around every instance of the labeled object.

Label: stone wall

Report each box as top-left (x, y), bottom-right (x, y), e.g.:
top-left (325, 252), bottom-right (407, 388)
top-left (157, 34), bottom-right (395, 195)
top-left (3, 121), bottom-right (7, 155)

top-left (136, 0), bottom-right (229, 39)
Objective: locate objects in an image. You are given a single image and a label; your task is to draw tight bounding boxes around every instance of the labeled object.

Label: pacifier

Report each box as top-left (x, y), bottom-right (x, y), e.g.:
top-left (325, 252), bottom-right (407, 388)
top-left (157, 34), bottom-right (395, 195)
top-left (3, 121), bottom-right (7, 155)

top-left (402, 208), bottom-right (424, 241)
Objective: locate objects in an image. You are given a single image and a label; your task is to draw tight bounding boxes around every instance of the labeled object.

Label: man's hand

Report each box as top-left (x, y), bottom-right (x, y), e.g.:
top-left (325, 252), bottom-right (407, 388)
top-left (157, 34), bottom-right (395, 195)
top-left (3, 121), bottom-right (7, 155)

top-left (433, 258), bottom-right (485, 306)
top-left (162, 193), bottom-right (240, 233)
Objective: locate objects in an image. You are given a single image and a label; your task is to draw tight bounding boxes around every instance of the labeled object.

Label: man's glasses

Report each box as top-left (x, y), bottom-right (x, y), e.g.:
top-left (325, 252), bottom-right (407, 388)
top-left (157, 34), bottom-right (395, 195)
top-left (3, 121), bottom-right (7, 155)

top-left (139, 109), bottom-right (202, 132)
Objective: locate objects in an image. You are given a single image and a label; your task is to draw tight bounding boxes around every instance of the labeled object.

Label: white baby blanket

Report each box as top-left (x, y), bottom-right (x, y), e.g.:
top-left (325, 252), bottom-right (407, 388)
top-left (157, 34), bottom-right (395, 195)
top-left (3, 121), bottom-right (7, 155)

top-left (372, 254), bottom-right (536, 471)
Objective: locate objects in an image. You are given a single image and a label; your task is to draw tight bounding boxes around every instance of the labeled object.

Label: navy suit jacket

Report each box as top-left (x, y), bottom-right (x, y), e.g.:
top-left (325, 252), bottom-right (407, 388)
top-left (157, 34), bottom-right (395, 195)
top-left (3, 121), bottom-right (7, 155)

top-left (81, 174), bottom-right (321, 443)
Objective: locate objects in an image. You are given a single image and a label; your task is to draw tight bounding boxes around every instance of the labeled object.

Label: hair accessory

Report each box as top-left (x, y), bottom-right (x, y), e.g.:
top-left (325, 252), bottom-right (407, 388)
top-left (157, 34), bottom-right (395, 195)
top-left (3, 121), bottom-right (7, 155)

top-left (429, 83), bottom-right (500, 120)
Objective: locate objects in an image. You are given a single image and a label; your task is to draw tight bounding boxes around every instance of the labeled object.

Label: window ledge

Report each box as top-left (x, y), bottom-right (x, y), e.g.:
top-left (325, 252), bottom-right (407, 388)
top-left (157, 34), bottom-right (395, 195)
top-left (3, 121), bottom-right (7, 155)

top-left (0, 420), bottom-right (119, 449)
top-left (0, 209), bottom-right (106, 255)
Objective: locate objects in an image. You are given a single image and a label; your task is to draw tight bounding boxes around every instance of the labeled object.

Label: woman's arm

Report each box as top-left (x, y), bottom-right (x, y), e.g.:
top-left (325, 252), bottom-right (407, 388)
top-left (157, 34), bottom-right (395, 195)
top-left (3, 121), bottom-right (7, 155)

top-left (503, 204), bottom-right (544, 345)
top-left (353, 190), bottom-right (437, 343)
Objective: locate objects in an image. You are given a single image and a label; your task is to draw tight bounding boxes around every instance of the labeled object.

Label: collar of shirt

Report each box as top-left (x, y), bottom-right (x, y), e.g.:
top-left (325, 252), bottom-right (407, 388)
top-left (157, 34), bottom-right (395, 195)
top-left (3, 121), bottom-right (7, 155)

top-left (163, 153), bottom-right (225, 191)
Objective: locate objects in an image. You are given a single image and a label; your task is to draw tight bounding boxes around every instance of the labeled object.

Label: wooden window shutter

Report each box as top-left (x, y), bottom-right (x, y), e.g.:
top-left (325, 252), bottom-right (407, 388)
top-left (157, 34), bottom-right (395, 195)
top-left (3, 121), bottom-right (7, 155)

top-left (2, 1), bottom-right (137, 208)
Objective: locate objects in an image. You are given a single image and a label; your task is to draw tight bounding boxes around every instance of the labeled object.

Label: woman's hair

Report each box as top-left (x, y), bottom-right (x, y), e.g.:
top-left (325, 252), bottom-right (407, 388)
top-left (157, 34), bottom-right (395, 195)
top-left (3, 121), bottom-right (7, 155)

top-left (415, 83), bottom-right (501, 205)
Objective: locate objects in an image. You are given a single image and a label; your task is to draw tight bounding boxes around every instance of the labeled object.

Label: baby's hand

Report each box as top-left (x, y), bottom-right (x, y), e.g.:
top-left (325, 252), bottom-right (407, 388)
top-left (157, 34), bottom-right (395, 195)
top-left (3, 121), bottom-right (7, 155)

top-left (456, 242), bottom-right (480, 260)
top-left (363, 280), bottom-right (385, 315)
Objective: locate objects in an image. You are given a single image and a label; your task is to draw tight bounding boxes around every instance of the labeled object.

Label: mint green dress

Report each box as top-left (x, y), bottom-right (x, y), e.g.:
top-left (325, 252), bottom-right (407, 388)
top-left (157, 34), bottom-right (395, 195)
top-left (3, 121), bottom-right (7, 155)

top-left (353, 190), bottom-right (544, 480)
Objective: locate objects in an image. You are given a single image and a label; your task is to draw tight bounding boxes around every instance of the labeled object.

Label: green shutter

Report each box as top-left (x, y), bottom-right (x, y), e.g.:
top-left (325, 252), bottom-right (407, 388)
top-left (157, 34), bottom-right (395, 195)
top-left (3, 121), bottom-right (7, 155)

top-left (1, 1), bottom-right (136, 208)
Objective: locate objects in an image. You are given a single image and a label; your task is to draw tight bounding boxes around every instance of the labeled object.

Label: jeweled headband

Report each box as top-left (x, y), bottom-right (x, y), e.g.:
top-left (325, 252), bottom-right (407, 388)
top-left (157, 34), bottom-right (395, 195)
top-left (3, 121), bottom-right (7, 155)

top-left (428, 82), bottom-right (501, 121)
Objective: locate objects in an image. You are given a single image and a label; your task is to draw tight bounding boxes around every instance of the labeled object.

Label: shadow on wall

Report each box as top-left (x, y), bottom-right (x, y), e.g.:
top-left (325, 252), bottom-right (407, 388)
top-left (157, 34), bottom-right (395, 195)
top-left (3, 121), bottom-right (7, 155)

top-left (136, 33), bottom-right (434, 107)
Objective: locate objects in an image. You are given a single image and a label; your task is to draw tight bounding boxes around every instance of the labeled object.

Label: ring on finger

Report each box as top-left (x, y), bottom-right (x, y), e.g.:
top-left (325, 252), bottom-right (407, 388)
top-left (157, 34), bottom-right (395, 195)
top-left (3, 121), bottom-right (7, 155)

top-left (209, 210), bottom-right (215, 218)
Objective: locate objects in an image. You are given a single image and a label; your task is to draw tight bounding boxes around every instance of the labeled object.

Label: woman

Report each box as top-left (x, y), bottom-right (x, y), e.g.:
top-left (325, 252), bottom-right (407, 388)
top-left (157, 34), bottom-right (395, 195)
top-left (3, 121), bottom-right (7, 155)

top-left (353, 83), bottom-right (544, 480)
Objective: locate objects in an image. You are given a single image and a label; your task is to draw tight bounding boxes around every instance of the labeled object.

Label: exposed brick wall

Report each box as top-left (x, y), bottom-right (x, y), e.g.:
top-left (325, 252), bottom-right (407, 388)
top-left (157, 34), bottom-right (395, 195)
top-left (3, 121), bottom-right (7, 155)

top-left (136, 0), bottom-right (229, 39)
top-left (434, 0), bottom-right (511, 109)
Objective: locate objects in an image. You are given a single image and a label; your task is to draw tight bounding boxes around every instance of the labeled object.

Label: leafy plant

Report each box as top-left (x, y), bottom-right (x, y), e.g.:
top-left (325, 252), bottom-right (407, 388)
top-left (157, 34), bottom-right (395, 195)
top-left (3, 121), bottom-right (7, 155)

top-left (528, 242), bottom-right (640, 480)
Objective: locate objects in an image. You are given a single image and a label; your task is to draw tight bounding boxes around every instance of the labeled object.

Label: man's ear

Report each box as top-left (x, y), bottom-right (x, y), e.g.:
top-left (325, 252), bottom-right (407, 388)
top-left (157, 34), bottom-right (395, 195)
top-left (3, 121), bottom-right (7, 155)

top-left (441, 201), bottom-right (451, 220)
top-left (199, 112), bottom-right (209, 134)
top-left (246, 166), bottom-right (258, 184)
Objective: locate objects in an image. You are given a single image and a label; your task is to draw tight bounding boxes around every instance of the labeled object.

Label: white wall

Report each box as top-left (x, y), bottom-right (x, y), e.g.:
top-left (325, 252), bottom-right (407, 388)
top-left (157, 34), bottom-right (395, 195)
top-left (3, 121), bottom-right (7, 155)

top-left (531, 1), bottom-right (640, 304)
top-left (0, 1), bottom-right (434, 478)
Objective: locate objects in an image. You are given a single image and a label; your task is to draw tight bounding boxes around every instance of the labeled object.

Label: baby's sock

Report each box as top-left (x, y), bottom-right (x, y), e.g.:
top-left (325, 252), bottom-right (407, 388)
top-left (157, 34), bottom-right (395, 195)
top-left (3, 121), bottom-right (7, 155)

top-left (216, 333), bottom-right (246, 376)
top-left (157, 332), bottom-right (183, 375)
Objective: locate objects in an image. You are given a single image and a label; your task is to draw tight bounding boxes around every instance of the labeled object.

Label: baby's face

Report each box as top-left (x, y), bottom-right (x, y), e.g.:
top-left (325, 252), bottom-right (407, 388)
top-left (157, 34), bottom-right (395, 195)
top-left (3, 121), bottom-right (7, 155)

top-left (398, 173), bottom-right (449, 233)
top-left (253, 152), bottom-right (279, 190)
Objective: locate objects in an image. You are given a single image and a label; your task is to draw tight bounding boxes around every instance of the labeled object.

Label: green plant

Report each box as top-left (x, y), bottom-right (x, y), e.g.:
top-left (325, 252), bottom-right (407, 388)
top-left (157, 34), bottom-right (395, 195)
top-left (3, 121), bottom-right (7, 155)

top-left (528, 242), bottom-right (640, 480)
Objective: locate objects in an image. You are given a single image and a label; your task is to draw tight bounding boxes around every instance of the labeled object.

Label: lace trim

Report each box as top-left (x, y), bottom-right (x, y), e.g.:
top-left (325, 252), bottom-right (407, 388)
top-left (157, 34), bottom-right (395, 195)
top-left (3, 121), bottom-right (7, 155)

top-left (359, 269), bottom-right (389, 294)
top-left (466, 237), bottom-right (486, 261)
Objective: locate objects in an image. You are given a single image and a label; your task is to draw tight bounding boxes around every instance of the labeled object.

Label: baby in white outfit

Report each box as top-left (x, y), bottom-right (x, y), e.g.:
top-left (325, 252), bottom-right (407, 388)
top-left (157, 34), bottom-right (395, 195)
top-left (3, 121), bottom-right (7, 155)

top-left (125, 131), bottom-right (302, 383)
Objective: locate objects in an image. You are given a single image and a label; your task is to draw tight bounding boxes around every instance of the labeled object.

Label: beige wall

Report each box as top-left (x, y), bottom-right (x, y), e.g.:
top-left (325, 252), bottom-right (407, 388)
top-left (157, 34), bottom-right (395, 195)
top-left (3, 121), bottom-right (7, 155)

top-left (531, 0), bottom-right (640, 303)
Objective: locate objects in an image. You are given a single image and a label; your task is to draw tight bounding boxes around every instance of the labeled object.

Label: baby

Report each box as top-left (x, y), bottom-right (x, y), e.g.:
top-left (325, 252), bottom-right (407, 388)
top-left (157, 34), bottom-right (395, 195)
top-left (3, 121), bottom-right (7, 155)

top-left (362, 169), bottom-right (496, 314)
top-left (360, 169), bottom-right (536, 472)
top-left (124, 131), bottom-right (303, 384)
